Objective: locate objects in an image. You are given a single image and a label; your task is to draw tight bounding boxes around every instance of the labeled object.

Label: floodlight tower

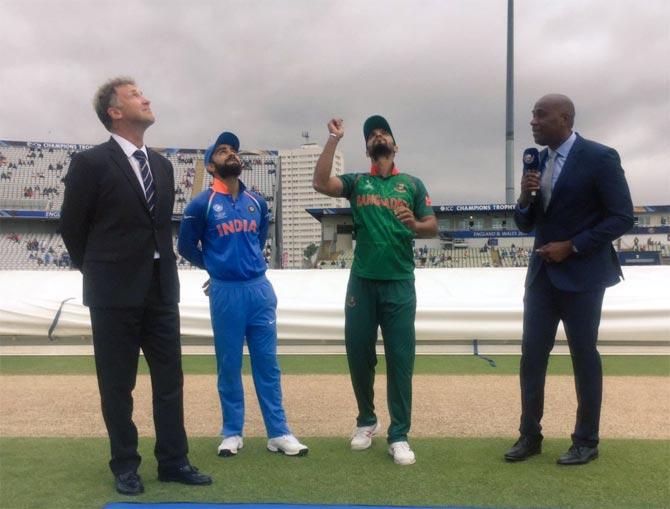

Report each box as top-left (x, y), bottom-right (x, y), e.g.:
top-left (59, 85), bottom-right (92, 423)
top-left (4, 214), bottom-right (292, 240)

top-left (505, 0), bottom-right (515, 204)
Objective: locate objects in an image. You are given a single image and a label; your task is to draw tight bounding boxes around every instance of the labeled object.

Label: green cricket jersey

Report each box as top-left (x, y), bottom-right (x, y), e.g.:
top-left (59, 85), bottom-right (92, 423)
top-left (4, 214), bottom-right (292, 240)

top-left (339, 166), bottom-right (434, 280)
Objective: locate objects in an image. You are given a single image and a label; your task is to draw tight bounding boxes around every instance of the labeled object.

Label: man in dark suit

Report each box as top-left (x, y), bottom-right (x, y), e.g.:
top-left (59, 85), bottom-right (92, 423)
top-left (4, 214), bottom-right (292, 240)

top-left (504, 94), bottom-right (634, 465)
top-left (60, 77), bottom-right (211, 494)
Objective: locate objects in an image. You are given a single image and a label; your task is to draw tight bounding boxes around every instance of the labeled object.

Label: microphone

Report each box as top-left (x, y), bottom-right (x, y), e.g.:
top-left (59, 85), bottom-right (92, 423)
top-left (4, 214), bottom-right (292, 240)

top-left (522, 148), bottom-right (540, 202)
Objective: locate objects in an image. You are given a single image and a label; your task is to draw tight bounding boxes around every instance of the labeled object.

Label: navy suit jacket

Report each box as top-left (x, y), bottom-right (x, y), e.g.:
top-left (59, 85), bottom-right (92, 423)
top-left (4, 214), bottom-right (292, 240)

top-left (60, 137), bottom-right (179, 307)
top-left (514, 134), bottom-right (634, 292)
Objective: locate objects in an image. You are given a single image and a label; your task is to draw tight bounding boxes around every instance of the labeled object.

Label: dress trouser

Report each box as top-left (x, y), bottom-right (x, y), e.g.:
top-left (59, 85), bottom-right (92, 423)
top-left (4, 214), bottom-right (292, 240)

top-left (344, 274), bottom-right (416, 444)
top-left (89, 261), bottom-right (188, 475)
top-left (519, 265), bottom-right (606, 447)
top-left (208, 275), bottom-right (290, 439)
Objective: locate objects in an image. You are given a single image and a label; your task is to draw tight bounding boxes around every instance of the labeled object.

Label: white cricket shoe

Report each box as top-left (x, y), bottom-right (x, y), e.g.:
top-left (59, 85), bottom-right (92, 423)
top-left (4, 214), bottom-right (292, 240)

top-left (350, 421), bottom-right (382, 451)
top-left (217, 435), bottom-right (243, 457)
top-left (267, 434), bottom-right (309, 456)
top-left (388, 441), bottom-right (416, 465)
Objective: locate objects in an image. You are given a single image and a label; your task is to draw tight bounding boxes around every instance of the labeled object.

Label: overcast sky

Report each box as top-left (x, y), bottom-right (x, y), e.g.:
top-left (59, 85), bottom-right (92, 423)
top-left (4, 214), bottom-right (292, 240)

top-left (2, 0), bottom-right (668, 205)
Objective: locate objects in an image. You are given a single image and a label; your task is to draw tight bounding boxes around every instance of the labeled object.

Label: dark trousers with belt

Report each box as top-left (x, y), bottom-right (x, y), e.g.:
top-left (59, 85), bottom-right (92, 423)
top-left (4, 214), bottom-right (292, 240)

top-left (519, 266), bottom-right (605, 448)
top-left (89, 262), bottom-right (188, 475)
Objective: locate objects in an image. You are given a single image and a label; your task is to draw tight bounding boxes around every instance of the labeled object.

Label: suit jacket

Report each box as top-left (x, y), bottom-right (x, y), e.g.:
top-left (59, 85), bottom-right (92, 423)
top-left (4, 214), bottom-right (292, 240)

top-left (59, 137), bottom-right (179, 307)
top-left (514, 134), bottom-right (634, 292)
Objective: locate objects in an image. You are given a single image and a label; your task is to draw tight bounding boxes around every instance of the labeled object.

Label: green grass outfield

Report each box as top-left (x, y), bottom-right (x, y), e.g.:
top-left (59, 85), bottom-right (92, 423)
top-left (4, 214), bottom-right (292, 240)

top-left (1, 354), bottom-right (669, 376)
top-left (0, 437), bottom-right (668, 509)
top-left (1, 355), bottom-right (668, 509)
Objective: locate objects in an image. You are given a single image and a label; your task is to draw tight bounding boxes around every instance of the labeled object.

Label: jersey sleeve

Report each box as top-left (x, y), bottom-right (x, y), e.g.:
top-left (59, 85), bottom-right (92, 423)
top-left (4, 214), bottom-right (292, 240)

top-left (338, 173), bottom-right (359, 200)
top-left (257, 194), bottom-right (270, 249)
top-left (412, 177), bottom-right (435, 219)
top-left (177, 194), bottom-right (207, 269)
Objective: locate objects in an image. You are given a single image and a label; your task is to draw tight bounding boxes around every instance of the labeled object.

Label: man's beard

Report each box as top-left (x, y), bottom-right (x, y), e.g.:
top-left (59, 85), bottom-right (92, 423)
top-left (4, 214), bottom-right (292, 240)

top-left (214, 158), bottom-right (242, 178)
top-left (369, 140), bottom-right (393, 160)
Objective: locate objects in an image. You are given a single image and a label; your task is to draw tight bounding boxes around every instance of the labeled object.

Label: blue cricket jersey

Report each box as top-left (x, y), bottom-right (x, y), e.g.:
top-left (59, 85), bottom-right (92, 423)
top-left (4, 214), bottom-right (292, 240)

top-left (178, 179), bottom-right (270, 281)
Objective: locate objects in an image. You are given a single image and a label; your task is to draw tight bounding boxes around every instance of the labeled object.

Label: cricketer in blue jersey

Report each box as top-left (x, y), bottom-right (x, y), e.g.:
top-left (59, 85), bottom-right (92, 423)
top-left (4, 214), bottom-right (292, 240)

top-left (178, 131), bottom-right (308, 457)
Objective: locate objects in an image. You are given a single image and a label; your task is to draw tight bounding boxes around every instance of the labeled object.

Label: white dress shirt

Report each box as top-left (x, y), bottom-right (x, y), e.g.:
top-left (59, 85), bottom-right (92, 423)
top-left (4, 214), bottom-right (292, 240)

top-left (111, 133), bottom-right (151, 193)
top-left (517, 131), bottom-right (578, 214)
top-left (547, 131), bottom-right (577, 190)
top-left (111, 133), bottom-right (160, 259)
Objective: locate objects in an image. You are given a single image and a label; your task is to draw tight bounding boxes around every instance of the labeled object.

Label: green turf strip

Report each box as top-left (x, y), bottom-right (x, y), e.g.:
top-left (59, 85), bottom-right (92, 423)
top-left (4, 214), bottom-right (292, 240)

top-left (1, 354), bottom-right (668, 376)
top-left (0, 437), bottom-right (667, 509)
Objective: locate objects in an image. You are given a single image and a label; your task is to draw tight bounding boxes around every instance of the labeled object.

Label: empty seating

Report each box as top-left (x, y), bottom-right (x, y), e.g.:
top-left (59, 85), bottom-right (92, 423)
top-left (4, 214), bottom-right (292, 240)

top-left (0, 142), bottom-right (279, 217)
top-left (318, 246), bottom-right (512, 269)
top-left (0, 232), bottom-right (72, 271)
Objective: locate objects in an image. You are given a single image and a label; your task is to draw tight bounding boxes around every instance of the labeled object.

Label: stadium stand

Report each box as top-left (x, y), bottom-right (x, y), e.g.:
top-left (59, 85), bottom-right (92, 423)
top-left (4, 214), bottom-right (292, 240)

top-left (0, 232), bottom-right (72, 270)
top-left (0, 142), bottom-right (212, 215)
top-left (285, 233), bottom-right (670, 270)
top-left (315, 246), bottom-right (524, 269)
top-left (0, 143), bottom-right (192, 213)
top-left (2, 140), bottom-right (669, 272)
top-left (162, 151), bottom-right (198, 214)
top-left (0, 232), bottom-right (273, 273)
top-left (328, 241), bottom-right (668, 269)
top-left (495, 245), bottom-right (531, 267)
top-left (0, 144), bottom-right (67, 211)
top-left (0, 141), bottom-right (281, 270)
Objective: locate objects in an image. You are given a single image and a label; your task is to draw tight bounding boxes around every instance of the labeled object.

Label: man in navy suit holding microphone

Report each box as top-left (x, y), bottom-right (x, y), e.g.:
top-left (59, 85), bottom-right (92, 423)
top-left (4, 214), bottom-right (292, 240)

top-left (504, 94), bottom-right (634, 465)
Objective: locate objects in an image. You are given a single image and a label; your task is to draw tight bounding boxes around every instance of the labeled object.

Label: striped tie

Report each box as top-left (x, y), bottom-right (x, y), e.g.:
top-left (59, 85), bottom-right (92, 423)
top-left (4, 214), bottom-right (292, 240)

top-left (132, 150), bottom-right (156, 214)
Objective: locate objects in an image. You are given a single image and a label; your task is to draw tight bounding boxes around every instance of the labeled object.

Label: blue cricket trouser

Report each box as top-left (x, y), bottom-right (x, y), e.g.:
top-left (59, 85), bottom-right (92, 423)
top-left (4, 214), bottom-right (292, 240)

top-left (208, 275), bottom-right (290, 439)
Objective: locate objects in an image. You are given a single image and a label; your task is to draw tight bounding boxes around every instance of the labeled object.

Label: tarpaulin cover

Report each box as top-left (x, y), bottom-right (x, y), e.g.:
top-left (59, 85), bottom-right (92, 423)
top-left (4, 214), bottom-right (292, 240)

top-left (1, 267), bottom-right (668, 344)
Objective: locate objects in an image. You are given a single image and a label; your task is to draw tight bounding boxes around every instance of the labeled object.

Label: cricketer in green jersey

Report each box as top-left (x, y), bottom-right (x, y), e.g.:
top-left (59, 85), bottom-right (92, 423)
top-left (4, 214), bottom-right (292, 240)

top-left (312, 115), bottom-right (438, 465)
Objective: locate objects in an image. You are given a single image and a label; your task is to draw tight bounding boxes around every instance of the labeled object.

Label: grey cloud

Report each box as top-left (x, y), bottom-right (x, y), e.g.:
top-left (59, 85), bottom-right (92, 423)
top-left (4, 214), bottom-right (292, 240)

top-left (1, 0), bottom-right (667, 205)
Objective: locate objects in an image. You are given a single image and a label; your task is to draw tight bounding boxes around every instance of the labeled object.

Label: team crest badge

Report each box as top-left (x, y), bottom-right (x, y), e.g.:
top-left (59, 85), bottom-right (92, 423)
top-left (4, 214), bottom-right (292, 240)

top-left (394, 183), bottom-right (406, 193)
top-left (213, 204), bottom-right (223, 212)
top-left (346, 295), bottom-right (357, 308)
top-left (248, 205), bottom-right (256, 213)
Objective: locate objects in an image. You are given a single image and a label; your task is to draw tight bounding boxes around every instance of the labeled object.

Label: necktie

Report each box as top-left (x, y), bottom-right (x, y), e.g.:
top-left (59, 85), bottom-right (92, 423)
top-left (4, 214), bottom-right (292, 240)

top-left (541, 150), bottom-right (557, 211)
top-left (132, 150), bottom-right (156, 214)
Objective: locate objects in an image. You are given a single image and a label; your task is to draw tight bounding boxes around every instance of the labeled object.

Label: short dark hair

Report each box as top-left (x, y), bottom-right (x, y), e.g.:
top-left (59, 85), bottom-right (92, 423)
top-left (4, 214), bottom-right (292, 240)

top-left (93, 76), bottom-right (135, 130)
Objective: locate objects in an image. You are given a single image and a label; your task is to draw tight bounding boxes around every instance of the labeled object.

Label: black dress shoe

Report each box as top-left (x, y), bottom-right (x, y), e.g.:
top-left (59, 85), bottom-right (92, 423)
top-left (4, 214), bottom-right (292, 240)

top-left (115, 471), bottom-right (144, 495)
top-left (504, 436), bottom-right (542, 462)
top-left (158, 464), bottom-right (212, 485)
top-left (557, 445), bottom-right (598, 465)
